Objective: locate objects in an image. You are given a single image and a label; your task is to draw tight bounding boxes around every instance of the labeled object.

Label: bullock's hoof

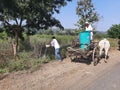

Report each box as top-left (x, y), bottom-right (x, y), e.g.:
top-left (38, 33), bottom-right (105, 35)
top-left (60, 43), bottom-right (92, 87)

top-left (106, 56), bottom-right (109, 59)
top-left (104, 60), bottom-right (107, 63)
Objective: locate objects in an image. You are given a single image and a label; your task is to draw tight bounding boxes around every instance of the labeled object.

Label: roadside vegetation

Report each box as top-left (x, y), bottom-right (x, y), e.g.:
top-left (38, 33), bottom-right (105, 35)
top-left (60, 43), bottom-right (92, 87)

top-left (0, 34), bottom-right (74, 73)
top-left (0, 32), bottom-right (119, 74)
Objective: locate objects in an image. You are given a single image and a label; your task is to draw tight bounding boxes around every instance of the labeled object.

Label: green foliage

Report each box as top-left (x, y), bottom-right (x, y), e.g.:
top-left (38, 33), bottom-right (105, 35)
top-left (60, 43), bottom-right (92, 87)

top-left (0, 40), bottom-right (12, 50)
top-left (8, 51), bottom-right (51, 72)
top-left (107, 24), bottom-right (120, 38)
top-left (76, 0), bottom-right (99, 30)
top-left (8, 55), bottom-right (43, 72)
top-left (29, 34), bottom-right (51, 46)
top-left (0, 0), bottom-right (72, 37)
top-left (74, 29), bottom-right (82, 35)
top-left (94, 33), bottom-right (108, 40)
top-left (28, 34), bottom-right (73, 47)
top-left (0, 32), bottom-right (7, 39)
top-left (55, 35), bottom-right (73, 46)
top-left (0, 33), bottom-right (118, 74)
top-left (0, 59), bottom-right (9, 68)
top-left (0, 68), bottom-right (8, 73)
top-left (108, 38), bottom-right (118, 49)
top-left (8, 60), bottom-right (31, 72)
top-left (0, 34), bottom-right (75, 73)
top-left (19, 37), bottom-right (31, 51)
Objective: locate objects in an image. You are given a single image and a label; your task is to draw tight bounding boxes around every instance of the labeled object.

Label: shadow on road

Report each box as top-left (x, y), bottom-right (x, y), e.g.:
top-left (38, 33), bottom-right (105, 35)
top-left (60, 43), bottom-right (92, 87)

top-left (71, 57), bottom-right (92, 65)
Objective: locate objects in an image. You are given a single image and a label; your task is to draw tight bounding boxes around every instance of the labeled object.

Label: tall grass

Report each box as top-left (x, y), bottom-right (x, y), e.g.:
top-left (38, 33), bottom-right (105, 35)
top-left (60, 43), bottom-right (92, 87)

top-left (0, 34), bottom-right (74, 73)
top-left (108, 38), bottom-right (118, 50)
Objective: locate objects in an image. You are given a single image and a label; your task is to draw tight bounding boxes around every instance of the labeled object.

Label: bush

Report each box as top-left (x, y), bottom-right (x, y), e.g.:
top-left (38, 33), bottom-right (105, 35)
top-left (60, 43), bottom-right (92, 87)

top-left (94, 33), bottom-right (108, 40)
top-left (8, 60), bottom-right (31, 72)
top-left (107, 24), bottom-right (120, 38)
top-left (0, 68), bottom-right (8, 73)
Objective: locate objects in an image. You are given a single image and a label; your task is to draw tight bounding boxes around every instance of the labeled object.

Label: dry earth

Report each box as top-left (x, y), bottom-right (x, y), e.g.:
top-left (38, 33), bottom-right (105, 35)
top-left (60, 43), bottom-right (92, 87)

top-left (0, 49), bottom-right (120, 90)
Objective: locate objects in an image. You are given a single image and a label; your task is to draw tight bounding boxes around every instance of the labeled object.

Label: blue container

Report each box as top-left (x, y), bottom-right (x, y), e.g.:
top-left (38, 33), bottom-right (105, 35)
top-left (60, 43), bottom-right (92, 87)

top-left (79, 31), bottom-right (90, 49)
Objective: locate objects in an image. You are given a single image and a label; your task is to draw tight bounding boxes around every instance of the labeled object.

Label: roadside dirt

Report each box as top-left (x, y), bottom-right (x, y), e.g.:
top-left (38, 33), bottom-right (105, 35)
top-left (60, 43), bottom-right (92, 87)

top-left (0, 49), bottom-right (120, 90)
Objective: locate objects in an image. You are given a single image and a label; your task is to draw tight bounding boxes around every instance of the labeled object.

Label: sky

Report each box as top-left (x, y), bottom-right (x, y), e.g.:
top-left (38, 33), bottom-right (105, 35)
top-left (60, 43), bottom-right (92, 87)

top-left (53, 0), bottom-right (120, 31)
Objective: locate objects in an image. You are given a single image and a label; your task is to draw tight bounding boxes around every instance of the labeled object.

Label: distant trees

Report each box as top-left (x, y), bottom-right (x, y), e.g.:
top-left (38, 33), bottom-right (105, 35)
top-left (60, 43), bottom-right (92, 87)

top-left (76, 0), bottom-right (99, 30)
top-left (107, 24), bottom-right (120, 38)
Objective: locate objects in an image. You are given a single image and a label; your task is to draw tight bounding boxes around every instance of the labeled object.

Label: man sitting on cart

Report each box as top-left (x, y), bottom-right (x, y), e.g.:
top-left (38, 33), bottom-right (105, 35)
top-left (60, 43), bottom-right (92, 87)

top-left (85, 21), bottom-right (93, 42)
top-left (84, 21), bottom-right (95, 50)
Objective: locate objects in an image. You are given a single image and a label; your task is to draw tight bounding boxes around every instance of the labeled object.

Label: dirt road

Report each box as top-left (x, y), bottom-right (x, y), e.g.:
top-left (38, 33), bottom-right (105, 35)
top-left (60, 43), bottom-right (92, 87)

top-left (85, 63), bottom-right (120, 90)
top-left (0, 49), bottom-right (120, 90)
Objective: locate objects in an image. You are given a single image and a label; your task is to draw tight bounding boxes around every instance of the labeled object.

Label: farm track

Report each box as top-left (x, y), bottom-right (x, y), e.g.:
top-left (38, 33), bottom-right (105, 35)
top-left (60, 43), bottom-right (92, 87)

top-left (0, 49), bottom-right (120, 90)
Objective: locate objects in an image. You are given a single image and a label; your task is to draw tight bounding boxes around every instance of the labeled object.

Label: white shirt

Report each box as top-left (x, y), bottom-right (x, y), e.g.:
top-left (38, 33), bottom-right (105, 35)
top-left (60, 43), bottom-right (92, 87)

top-left (85, 24), bottom-right (93, 40)
top-left (85, 24), bottom-right (93, 31)
top-left (51, 39), bottom-right (60, 49)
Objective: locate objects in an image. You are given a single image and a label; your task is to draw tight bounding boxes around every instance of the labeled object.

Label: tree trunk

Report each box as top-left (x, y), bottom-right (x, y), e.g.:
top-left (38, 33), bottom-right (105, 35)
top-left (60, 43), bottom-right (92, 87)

top-left (12, 30), bottom-right (19, 60)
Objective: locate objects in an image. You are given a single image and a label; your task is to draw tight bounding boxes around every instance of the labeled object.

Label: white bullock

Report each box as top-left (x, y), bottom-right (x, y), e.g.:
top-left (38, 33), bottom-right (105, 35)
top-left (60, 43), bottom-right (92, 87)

top-left (98, 38), bottom-right (110, 62)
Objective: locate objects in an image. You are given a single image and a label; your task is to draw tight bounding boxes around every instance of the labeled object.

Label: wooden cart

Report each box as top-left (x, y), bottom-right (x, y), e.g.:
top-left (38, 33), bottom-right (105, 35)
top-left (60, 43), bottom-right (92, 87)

top-left (67, 41), bottom-right (100, 66)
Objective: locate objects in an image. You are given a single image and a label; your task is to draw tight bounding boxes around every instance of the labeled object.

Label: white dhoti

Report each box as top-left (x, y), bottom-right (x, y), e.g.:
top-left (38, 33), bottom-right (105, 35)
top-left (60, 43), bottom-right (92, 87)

top-left (90, 32), bottom-right (93, 40)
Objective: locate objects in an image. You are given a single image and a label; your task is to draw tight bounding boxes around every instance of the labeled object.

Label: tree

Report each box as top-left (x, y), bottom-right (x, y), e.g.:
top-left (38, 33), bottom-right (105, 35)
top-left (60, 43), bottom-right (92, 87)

top-left (0, 0), bottom-right (72, 58)
top-left (76, 0), bottom-right (99, 30)
top-left (107, 24), bottom-right (120, 38)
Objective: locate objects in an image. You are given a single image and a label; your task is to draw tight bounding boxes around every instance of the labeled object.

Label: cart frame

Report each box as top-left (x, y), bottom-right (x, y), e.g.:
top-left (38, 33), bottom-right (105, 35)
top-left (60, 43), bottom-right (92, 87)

top-left (67, 41), bottom-right (100, 66)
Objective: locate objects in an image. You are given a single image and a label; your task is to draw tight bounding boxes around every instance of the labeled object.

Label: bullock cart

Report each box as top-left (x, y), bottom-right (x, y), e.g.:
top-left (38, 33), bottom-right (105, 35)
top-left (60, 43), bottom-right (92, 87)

top-left (67, 41), bottom-right (100, 66)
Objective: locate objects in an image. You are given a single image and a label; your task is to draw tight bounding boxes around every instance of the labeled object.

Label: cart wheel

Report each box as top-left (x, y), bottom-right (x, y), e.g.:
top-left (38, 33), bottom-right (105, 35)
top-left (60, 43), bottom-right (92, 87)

top-left (92, 46), bottom-right (100, 66)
